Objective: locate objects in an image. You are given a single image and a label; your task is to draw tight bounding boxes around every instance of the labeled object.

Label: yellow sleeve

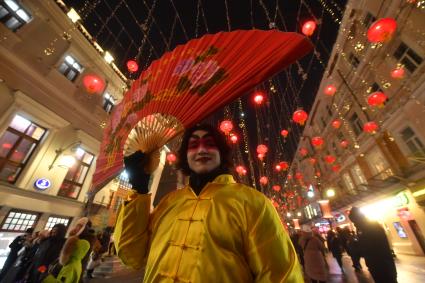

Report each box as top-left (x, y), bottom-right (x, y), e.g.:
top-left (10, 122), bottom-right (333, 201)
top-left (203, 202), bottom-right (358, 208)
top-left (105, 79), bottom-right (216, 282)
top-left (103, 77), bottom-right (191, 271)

top-left (246, 198), bottom-right (304, 283)
top-left (114, 193), bottom-right (152, 270)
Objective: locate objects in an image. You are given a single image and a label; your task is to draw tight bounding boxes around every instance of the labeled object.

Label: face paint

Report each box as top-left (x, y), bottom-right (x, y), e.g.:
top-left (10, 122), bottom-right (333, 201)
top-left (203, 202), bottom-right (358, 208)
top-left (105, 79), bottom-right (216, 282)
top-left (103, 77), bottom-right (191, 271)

top-left (187, 136), bottom-right (218, 151)
top-left (187, 130), bottom-right (221, 174)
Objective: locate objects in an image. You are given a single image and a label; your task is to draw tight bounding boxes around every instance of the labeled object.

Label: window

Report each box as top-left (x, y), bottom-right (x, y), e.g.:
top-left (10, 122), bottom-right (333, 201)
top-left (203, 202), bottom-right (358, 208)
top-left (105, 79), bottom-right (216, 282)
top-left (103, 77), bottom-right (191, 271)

top-left (57, 147), bottom-right (94, 199)
top-left (368, 82), bottom-right (383, 93)
top-left (351, 164), bottom-right (368, 185)
top-left (393, 42), bottom-right (423, 73)
top-left (363, 12), bottom-right (376, 27)
top-left (342, 173), bottom-right (356, 195)
top-left (1, 210), bottom-right (39, 232)
top-left (58, 55), bottom-right (83, 82)
top-left (326, 105), bottom-right (332, 117)
top-left (320, 116), bottom-right (327, 129)
top-left (401, 127), bottom-right (425, 157)
top-left (349, 113), bottom-right (363, 136)
top-left (0, 0), bottom-right (31, 31)
top-left (103, 93), bottom-right (115, 114)
top-left (349, 53), bottom-right (360, 68)
top-left (44, 216), bottom-right (71, 230)
top-left (0, 115), bottom-right (46, 183)
top-left (366, 148), bottom-right (394, 180)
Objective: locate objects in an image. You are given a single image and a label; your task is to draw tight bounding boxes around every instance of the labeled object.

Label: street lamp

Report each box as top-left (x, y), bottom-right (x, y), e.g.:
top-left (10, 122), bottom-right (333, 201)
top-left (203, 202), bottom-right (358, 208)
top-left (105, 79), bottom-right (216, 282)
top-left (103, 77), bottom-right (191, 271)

top-left (326, 188), bottom-right (336, 198)
top-left (48, 141), bottom-right (82, 170)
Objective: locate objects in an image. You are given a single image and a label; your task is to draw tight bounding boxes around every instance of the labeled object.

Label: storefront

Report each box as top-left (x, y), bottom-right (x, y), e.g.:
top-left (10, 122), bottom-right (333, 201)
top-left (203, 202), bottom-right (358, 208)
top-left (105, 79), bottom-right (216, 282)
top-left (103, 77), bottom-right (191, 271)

top-left (359, 190), bottom-right (425, 256)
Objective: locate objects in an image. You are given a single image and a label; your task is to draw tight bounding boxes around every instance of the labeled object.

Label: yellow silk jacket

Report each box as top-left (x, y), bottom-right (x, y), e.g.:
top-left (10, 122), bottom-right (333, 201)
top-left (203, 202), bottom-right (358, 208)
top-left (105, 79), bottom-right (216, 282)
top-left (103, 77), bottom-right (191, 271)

top-left (114, 174), bottom-right (303, 283)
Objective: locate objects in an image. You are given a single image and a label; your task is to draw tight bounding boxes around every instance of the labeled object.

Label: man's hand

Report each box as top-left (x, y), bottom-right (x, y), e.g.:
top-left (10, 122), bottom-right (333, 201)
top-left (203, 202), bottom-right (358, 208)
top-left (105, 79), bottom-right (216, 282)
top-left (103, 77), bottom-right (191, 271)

top-left (124, 151), bottom-right (151, 194)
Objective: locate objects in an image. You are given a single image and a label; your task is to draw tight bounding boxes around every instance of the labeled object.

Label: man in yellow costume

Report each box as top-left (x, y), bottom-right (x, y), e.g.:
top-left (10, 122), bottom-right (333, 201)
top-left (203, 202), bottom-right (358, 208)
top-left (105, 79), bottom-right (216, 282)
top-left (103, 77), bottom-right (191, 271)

top-left (115, 124), bottom-right (303, 282)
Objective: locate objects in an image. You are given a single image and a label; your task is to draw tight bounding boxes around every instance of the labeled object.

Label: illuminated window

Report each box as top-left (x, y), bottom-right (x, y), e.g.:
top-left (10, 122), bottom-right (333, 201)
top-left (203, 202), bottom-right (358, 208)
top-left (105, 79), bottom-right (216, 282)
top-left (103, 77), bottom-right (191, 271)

top-left (393, 42), bottom-right (423, 73)
top-left (57, 147), bottom-right (94, 199)
top-left (103, 93), bottom-right (115, 114)
top-left (342, 173), bottom-right (356, 195)
top-left (0, 115), bottom-right (46, 183)
top-left (58, 55), bottom-right (83, 82)
top-left (44, 216), bottom-right (71, 230)
top-left (0, 0), bottom-right (32, 31)
top-left (366, 148), bottom-right (394, 180)
top-left (350, 164), bottom-right (368, 186)
top-left (363, 12), bottom-right (376, 27)
top-left (1, 210), bottom-right (39, 232)
top-left (400, 127), bottom-right (425, 158)
top-left (349, 53), bottom-right (360, 68)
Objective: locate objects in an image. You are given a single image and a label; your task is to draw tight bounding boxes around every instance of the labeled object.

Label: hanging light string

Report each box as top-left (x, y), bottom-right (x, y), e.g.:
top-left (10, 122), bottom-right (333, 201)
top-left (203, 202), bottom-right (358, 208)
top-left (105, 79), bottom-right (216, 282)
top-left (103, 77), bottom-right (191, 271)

top-left (224, 0), bottom-right (232, 31)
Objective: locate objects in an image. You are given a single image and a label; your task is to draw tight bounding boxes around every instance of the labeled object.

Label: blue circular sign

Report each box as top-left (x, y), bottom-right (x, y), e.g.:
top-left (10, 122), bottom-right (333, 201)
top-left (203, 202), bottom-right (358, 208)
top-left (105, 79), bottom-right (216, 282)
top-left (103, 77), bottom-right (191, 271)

top-left (34, 178), bottom-right (51, 190)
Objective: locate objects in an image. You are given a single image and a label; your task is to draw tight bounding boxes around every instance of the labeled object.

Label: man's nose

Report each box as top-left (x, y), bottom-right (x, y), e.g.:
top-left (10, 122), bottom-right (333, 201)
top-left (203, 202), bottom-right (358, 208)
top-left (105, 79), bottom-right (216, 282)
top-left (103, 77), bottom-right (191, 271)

top-left (196, 143), bottom-right (208, 153)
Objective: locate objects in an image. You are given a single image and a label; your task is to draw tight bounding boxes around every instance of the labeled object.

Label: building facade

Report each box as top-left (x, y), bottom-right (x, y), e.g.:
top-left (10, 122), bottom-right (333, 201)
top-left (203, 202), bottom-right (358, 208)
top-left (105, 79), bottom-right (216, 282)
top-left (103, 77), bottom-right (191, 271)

top-left (292, 0), bottom-right (425, 256)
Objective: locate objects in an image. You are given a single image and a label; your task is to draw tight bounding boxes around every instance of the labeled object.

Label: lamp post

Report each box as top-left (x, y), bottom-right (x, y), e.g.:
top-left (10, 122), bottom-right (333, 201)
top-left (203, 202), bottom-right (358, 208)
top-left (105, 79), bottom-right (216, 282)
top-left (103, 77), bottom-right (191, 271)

top-left (48, 141), bottom-right (82, 170)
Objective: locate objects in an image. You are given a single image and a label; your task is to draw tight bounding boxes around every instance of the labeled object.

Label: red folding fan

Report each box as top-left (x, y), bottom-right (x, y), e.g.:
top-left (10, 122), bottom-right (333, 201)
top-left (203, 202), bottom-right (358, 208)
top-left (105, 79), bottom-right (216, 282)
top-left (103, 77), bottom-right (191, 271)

top-left (91, 30), bottom-right (313, 192)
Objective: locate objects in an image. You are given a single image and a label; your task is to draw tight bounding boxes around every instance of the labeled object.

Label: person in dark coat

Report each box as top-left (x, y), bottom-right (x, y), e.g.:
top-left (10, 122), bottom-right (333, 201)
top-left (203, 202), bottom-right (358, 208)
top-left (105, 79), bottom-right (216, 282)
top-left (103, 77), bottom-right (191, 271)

top-left (349, 207), bottom-right (397, 283)
top-left (0, 228), bottom-right (33, 281)
top-left (326, 230), bottom-right (344, 272)
top-left (346, 231), bottom-right (362, 271)
top-left (28, 224), bottom-right (67, 282)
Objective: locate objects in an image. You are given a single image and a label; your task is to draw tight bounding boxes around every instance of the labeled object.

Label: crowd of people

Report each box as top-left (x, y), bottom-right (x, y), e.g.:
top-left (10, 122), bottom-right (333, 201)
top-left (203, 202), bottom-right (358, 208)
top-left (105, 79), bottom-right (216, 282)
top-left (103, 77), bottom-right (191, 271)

top-left (0, 219), bottom-right (115, 283)
top-left (291, 207), bottom-right (398, 283)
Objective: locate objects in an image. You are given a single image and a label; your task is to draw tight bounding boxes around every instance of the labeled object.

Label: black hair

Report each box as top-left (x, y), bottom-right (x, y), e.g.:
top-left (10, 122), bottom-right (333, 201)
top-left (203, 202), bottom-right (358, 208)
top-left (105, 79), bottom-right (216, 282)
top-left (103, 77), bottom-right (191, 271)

top-left (26, 228), bottom-right (34, 234)
top-left (176, 124), bottom-right (233, 176)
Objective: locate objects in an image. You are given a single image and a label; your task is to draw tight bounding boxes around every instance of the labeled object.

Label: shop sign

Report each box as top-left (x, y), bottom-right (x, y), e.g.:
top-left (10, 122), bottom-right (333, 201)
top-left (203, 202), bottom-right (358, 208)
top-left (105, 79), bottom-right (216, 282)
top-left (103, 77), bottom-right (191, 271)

top-left (392, 192), bottom-right (409, 208)
top-left (34, 178), bottom-right (51, 190)
top-left (334, 213), bottom-right (346, 223)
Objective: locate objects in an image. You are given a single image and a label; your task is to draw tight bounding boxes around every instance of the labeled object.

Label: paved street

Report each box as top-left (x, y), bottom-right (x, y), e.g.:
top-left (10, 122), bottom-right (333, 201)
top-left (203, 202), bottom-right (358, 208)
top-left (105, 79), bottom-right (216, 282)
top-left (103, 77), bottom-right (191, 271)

top-left (86, 253), bottom-right (425, 283)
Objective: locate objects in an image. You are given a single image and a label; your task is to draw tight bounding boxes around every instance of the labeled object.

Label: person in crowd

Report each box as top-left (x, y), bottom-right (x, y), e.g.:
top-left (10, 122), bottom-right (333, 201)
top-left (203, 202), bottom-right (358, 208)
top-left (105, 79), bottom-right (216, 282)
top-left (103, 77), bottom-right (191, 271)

top-left (346, 231), bottom-right (362, 272)
top-left (349, 207), bottom-right (397, 283)
top-left (291, 230), bottom-right (304, 268)
top-left (335, 227), bottom-right (349, 252)
top-left (115, 124), bottom-right (303, 282)
top-left (326, 230), bottom-right (344, 273)
top-left (299, 225), bottom-right (328, 283)
top-left (107, 231), bottom-right (116, 256)
top-left (43, 222), bottom-right (91, 283)
top-left (73, 218), bottom-right (96, 282)
top-left (27, 224), bottom-right (67, 282)
top-left (86, 231), bottom-right (103, 279)
top-left (0, 228), bottom-right (34, 280)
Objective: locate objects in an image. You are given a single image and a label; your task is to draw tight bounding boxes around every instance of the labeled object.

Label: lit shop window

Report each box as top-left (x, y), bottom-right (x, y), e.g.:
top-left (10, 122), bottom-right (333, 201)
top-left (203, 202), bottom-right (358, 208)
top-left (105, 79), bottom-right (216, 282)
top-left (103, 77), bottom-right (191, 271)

top-left (0, 0), bottom-right (32, 31)
top-left (44, 216), bottom-right (71, 230)
top-left (58, 55), bottom-right (83, 82)
top-left (103, 93), bottom-right (115, 114)
top-left (0, 115), bottom-right (46, 183)
top-left (401, 127), bottom-right (425, 158)
top-left (1, 210), bottom-right (39, 232)
top-left (393, 42), bottom-right (423, 73)
top-left (350, 163), bottom-right (368, 186)
top-left (57, 147), bottom-right (94, 199)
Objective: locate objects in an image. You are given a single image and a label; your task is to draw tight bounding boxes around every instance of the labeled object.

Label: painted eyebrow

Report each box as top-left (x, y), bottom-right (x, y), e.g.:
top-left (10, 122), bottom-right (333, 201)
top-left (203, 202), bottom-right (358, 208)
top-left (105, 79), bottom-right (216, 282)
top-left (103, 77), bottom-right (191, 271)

top-left (189, 133), bottom-right (213, 139)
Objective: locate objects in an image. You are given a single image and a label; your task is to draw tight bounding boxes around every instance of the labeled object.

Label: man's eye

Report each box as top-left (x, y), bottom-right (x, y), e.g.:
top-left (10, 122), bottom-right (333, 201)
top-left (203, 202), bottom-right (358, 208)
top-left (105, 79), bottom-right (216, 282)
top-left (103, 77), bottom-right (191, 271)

top-left (188, 141), bottom-right (199, 148)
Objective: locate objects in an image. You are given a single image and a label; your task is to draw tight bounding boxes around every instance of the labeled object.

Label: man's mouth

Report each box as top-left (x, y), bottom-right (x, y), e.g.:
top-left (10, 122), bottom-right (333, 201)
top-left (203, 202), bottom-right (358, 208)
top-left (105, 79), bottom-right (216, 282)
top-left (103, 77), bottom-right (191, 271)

top-left (196, 157), bottom-right (211, 162)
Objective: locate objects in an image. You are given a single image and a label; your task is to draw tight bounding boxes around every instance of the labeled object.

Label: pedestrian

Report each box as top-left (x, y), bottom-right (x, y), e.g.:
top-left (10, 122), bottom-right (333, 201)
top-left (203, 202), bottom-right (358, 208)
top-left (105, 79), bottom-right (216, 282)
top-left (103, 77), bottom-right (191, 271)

top-left (42, 220), bottom-right (90, 283)
top-left (27, 224), bottom-right (67, 282)
top-left (85, 232), bottom-right (103, 279)
top-left (115, 124), bottom-right (303, 282)
top-left (0, 227), bottom-right (33, 281)
top-left (291, 230), bottom-right (304, 268)
top-left (326, 230), bottom-right (344, 273)
top-left (349, 207), bottom-right (397, 283)
top-left (299, 225), bottom-right (328, 283)
top-left (346, 231), bottom-right (362, 271)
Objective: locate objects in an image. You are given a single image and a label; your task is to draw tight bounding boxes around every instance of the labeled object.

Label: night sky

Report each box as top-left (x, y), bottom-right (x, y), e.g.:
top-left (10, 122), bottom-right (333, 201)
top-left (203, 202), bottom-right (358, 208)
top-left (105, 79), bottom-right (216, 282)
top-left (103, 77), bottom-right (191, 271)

top-left (63, 0), bottom-right (347, 188)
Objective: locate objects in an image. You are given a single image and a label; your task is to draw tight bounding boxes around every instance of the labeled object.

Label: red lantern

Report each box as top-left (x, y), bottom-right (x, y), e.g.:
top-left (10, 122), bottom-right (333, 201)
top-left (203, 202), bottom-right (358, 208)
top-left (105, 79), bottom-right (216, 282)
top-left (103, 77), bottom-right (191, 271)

top-left (302, 20), bottom-right (316, 36)
top-left (259, 176), bottom-right (268, 186)
top-left (391, 66), bottom-right (405, 79)
top-left (126, 59), bottom-right (139, 73)
top-left (257, 144), bottom-right (268, 155)
top-left (253, 91), bottom-right (265, 105)
top-left (166, 153), bottom-right (177, 165)
top-left (324, 155), bottom-right (336, 164)
top-left (324, 84), bottom-right (337, 96)
top-left (363, 121), bottom-right (379, 134)
top-left (332, 119), bottom-right (341, 129)
top-left (229, 133), bottom-right (238, 144)
top-left (299, 147), bottom-right (308, 157)
top-left (83, 74), bottom-right (105, 94)
top-left (309, 158), bottom-right (316, 165)
top-left (2, 143), bottom-right (12, 149)
top-left (287, 174), bottom-right (292, 180)
top-left (257, 153), bottom-right (265, 160)
top-left (236, 165), bottom-right (247, 176)
top-left (340, 140), bottom-right (349, 148)
top-left (367, 18), bottom-right (397, 43)
top-left (281, 129), bottom-right (289, 138)
top-left (219, 120), bottom-right (233, 135)
top-left (367, 92), bottom-right (387, 108)
top-left (293, 110), bottom-right (308, 125)
top-left (279, 161), bottom-right (289, 171)
top-left (272, 185), bottom-right (281, 192)
top-left (275, 164), bottom-right (282, 172)
top-left (332, 164), bottom-right (341, 172)
top-left (295, 172), bottom-right (303, 180)
top-left (311, 136), bottom-right (324, 148)
top-left (315, 171), bottom-right (321, 177)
